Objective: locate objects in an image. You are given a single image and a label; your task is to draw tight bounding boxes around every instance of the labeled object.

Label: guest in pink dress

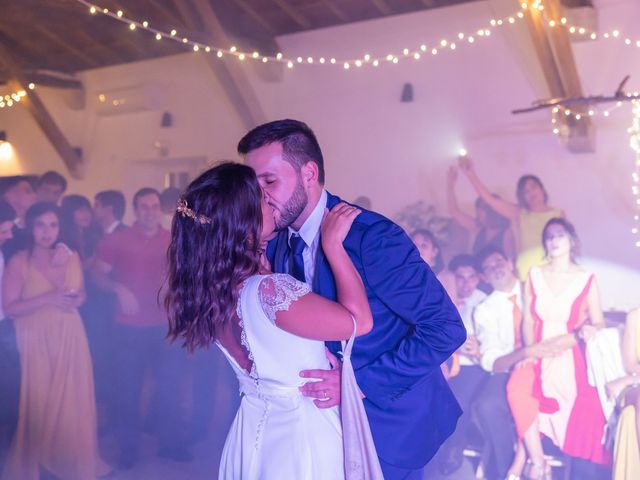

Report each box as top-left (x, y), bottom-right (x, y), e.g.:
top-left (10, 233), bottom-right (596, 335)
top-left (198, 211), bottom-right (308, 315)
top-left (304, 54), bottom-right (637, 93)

top-left (506, 218), bottom-right (609, 479)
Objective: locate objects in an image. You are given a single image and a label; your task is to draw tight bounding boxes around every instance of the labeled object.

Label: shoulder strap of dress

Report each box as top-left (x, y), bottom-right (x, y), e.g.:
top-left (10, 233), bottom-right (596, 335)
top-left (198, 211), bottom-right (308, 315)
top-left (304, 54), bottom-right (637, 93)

top-left (341, 315), bottom-right (357, 358)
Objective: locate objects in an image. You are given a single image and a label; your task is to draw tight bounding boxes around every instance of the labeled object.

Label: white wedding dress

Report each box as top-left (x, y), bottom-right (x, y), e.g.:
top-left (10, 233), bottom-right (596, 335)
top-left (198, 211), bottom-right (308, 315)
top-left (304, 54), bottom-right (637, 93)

top-left (217, 274), bottom-right (345, 480)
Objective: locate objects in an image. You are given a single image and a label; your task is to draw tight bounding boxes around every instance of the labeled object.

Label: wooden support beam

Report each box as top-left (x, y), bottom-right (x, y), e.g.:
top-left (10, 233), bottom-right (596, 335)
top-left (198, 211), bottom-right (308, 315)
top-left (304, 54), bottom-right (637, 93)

top-left (0, 40), bottom-right (83, 177)
top-left (22, 71), bottom-right (83, 90)
top-left (521, 0), bottom-right (592, 151)
top-left (273, 0), bottom-right (312, 30)
top-left (523, 2), bottom-right (566, 98)
top-left (175, 0), bottom-right (266, 129)
top-left (8, 80), bottom-right (84, 178)
top-left (541, 0), bottom-right (585, 97)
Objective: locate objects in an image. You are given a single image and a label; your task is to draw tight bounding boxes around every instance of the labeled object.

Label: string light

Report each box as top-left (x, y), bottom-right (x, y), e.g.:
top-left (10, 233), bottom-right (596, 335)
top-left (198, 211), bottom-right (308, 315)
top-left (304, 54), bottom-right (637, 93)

top-left (549, 94), bottom-right (640, 135)
top-left (0, 86), bottom-right (30, 109)
top-left (72, 0), bottom-right (530, 71)
top-left (629, 100), bottom-right (640, 246)
top-left (72, 0), bottom-right (640, 74)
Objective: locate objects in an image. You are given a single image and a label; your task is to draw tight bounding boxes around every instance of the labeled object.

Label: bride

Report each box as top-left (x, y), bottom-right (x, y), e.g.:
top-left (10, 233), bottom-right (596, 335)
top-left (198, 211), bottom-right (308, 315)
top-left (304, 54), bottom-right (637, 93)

top-left (164, 162), bottom-right (373, 479)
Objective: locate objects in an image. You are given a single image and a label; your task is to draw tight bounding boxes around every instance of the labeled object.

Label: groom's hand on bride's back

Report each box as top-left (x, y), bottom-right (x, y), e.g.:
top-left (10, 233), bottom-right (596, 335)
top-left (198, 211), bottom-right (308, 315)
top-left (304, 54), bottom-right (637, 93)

top-left (299, 348), bottom-right (342, 408)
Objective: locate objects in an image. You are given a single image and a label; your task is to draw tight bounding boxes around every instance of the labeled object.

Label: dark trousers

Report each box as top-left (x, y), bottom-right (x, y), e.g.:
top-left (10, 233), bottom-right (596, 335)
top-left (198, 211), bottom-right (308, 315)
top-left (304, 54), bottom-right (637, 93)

top-left (80, 286), bottom-right (117, 423)
top-left (472, 372), bottom-right (517, 480)
top-left (445, 365), bottom-right (489, 449)
top-left (0, 319), bottom-right (21, 470)
top-left (113, 324), bottom-right (185, 456)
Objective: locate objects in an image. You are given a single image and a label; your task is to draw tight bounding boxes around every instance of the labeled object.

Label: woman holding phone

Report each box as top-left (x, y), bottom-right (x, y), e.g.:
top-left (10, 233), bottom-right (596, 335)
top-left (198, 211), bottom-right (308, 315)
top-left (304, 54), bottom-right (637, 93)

top-left (1, 202), bottom-right (108, 480)
top-left (458, 155), bottom-right (563, 280)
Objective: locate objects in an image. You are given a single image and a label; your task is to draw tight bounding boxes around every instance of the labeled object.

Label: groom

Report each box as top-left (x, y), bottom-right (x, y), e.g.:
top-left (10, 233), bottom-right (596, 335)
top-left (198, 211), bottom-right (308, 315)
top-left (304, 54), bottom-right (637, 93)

top-left (238, 119), bottom-right (466, 479)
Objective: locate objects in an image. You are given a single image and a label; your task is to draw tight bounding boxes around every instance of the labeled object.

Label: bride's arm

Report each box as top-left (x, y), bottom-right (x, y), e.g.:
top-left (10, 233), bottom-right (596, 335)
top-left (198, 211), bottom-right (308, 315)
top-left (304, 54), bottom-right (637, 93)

top-left (264, 203), bottom-right (373, 340)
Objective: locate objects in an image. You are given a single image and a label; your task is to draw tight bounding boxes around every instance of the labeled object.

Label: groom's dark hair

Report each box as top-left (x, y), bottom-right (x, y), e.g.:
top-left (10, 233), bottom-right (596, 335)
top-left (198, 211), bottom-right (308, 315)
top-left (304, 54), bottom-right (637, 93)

top-left (237, 119), bottom-right (325, 184)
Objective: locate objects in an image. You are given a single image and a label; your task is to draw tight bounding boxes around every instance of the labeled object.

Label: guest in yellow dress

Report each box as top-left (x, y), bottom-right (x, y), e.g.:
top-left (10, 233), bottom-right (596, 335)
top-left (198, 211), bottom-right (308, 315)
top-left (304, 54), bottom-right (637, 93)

top-left (607, 309), bottom-right (640, 480)
top-left (458, 156), bottom-right (564, 280)
top-left (1, 202), bottom-right (109, 480)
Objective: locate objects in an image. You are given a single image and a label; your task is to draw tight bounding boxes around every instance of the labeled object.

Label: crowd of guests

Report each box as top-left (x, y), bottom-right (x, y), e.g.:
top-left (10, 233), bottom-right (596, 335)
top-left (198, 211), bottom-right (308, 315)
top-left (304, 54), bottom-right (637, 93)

top-left (0, 163), bottom-right (639, 480)
top-left (411, 157), bottom-right (639, 480)
top-left (0, 171), bottom-right (234, 480)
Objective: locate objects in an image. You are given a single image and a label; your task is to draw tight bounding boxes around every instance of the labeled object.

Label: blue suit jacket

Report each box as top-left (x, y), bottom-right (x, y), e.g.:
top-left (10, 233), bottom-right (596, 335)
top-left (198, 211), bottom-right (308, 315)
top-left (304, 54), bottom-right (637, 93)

top-left (267, 192), bottom-right (466, 469)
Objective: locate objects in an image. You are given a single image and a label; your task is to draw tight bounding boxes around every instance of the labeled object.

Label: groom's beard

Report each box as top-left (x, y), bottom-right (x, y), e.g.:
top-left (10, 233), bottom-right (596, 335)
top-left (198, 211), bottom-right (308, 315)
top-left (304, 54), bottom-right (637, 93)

top-left (274, 180), bottom-right (308, 231)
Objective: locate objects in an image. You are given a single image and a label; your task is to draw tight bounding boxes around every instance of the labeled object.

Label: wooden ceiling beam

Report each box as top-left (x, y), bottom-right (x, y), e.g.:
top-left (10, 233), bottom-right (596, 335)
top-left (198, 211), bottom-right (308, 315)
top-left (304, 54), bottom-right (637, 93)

top-left (74, 29), bottom-right (126, 66)
top-left (273, 0), bottom-right (312, 30)
top-left (540, 0), bottom-right (584, 98)
top-left (174, 0), bottom-right (266, 128)
top-left (370, 0), bottom-right (393, 16)
top-left (147, 0), bottom-right (189, 31)
top-left (31, 24), bottom-right (100, 70)
top-left (322, 0), bottom-right (351, 22)
top-left (231, 0), bottom-right (277, 35)
top-left (420, 0), bottom-right (439, 8)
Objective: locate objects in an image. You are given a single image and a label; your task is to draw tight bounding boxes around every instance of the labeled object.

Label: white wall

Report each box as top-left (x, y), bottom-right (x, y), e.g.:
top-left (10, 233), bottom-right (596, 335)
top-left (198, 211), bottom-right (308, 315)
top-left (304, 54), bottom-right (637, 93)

top-left (1, 0), bottom-right (639, 307)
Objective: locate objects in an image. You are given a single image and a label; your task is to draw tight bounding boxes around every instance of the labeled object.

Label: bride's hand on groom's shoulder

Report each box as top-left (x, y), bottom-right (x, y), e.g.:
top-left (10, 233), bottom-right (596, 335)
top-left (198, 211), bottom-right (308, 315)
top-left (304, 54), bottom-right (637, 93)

top-left (321, 202), bottom-right (360, 252)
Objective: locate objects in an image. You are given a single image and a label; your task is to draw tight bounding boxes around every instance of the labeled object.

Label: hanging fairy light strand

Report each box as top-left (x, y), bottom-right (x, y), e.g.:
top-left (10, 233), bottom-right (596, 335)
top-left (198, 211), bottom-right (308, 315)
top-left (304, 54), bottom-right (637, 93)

top-left (629, 101), bottom-right (640, 247)
top-left (549, 96), bottom-right (640, 135)
top-left (73, 0), bottom-right (535, 70)
top-left (0, 83), bottom-right (35, 109)
top-left (72, 0), bottom-right (640, 72)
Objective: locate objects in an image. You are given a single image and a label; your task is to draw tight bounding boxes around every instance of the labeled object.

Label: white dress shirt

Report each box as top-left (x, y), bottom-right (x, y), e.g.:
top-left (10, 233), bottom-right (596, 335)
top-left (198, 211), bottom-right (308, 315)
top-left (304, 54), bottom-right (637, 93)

top-left (457, 289), bottom-right (487, 366)
top-left (474, 280), bottom-right (523, 373)
top-left (287, 190), bottom-right (327, 284)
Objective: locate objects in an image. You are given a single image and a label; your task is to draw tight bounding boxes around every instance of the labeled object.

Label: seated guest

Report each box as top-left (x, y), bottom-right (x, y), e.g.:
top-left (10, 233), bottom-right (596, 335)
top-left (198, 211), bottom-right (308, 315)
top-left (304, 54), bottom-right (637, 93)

top-left (473, 247), bottom-right (554, 480)
top-left (0, 201), bottom-right (17, 471)
top-left (437, 254), bottom-right (488, 475)
top-left (410, 228), bottom-right (457, 304)
top-left (35, 171), bottom-right (67, 205)
top-left (607, 309), bottom-right (640, 480)
top-left (507, 218), bottom-right (608, 479)
top-left (1, 203), bottom-right (109, 480)
top-left (94, 190), bottom-right (127, 236)
top-left (0, 176), bottom-right (36, 262)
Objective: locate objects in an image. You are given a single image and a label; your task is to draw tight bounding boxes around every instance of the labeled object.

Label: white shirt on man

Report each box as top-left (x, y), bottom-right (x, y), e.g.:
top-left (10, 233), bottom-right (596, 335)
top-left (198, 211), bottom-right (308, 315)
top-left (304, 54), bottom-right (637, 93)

top-left (287, 189), bottom-right (327, 284)
top-left (474, 280), bottom-right (523, 373)
top-left (457, 289), bottom-right (487, 366)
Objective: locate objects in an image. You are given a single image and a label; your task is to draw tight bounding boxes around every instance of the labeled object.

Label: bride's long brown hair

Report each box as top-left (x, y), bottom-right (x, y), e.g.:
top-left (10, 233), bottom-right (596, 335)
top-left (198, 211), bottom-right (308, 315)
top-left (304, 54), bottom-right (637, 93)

top-left (165, 162), bottom-right (262, 351)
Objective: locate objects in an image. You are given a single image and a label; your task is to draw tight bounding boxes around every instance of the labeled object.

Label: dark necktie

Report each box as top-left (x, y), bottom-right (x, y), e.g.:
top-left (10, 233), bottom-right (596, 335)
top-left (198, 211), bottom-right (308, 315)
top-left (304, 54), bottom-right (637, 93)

top-left (289, 234), bottom-right (307, 282)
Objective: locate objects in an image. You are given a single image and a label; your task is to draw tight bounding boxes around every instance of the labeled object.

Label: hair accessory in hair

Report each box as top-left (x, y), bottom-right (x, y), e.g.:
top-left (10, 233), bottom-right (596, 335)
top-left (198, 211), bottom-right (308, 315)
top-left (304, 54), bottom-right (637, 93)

top-left (176, 199), bottom-right (211, 225)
